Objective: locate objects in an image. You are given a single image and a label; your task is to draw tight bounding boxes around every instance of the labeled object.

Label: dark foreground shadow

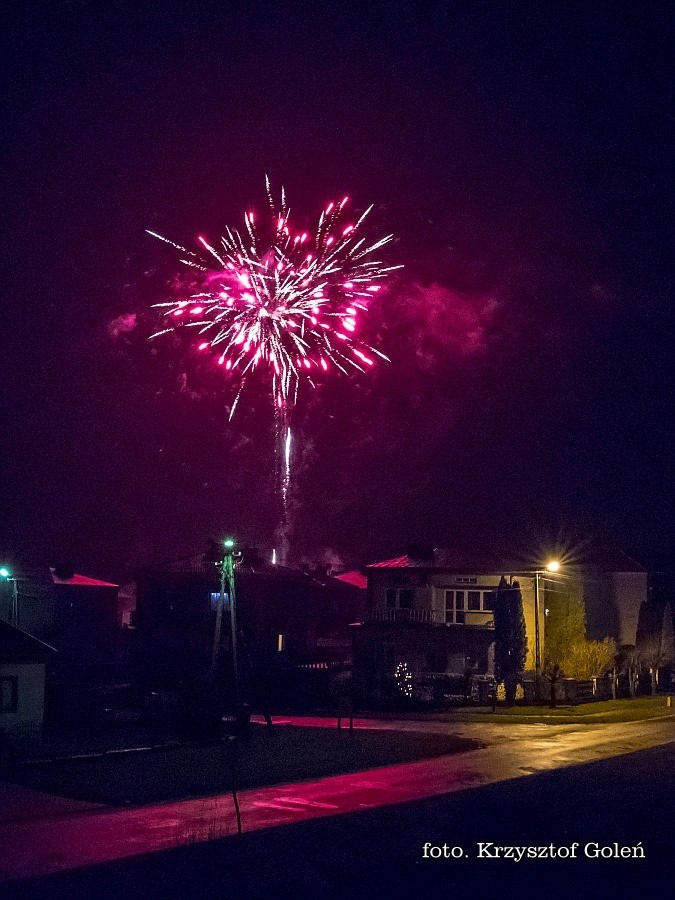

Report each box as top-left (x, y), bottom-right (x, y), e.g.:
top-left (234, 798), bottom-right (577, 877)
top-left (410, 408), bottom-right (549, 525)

top-left (4, 742), bottom-right (674, 900)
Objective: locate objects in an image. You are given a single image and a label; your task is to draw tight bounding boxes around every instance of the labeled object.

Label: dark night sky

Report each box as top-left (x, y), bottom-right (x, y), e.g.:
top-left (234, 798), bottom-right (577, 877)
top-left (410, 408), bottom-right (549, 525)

top-left (1, 1), bottom-right (673, 578)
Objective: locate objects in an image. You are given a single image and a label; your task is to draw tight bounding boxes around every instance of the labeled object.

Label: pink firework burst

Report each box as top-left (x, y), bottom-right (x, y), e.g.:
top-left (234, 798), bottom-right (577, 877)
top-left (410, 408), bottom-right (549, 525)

top-left (148, 178), bottom-right (399, 419)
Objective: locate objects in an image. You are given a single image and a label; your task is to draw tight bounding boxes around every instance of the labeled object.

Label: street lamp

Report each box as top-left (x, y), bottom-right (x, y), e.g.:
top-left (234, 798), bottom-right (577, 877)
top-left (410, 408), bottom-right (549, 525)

top-left (533, 560), bottom-right (560, 700)
top-left (0, 566), bottom-right (18, 628)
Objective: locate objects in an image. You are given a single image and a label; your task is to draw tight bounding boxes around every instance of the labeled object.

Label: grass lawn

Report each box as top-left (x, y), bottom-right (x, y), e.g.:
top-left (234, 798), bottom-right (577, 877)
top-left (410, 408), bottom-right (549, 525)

top-left (444, 695), bottom-right (674, 725)
top-left (4, 725), bottom-right (480, 807)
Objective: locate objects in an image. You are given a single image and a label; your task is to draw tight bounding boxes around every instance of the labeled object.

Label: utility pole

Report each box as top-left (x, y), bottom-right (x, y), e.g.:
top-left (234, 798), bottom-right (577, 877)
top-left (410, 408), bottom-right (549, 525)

top-left (0, 567), bottom-right (18, 628)
top-left (532, 560), bottom-right (560, 704)
top-left (534, 571), bottom-right (541, 702)
top-left (211, 539), bottom-right (240, 716)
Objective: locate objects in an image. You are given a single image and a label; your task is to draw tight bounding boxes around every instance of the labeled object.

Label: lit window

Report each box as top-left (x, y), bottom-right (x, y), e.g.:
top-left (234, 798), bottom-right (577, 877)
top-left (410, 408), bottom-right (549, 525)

top-left (277, 634), bottom-right (285, 652)
top-left (210, 592), bottom-right (229, 612)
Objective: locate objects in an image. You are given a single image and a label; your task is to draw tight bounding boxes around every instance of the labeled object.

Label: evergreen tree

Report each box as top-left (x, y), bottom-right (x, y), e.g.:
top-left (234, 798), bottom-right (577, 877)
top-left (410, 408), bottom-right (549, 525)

top-left (493, 576), bottom-right (527, 704)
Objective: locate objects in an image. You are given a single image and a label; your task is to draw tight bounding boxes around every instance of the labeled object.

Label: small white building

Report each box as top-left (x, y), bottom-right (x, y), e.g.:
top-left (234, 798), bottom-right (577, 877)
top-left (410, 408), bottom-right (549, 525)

top-left (0, 619), bottom-right (56, 751)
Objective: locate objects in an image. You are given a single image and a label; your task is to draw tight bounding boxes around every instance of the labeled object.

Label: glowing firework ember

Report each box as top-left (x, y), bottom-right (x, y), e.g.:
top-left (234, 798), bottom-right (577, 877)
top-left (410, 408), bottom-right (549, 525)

top-left (147, 180), bottom-right (399, 564)
top-left (148, 177), bottom-right (398, 416)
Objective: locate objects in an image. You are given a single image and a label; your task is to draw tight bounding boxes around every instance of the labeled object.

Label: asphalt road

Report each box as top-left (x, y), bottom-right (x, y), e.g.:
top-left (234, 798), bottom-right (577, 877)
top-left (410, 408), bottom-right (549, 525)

top-left (2, 716), bottom-right (674, 898)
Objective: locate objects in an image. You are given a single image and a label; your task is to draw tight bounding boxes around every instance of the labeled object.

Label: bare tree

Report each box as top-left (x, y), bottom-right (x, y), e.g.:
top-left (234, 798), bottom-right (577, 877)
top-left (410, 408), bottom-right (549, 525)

top-left (637, 605), bottom-right (674, 694)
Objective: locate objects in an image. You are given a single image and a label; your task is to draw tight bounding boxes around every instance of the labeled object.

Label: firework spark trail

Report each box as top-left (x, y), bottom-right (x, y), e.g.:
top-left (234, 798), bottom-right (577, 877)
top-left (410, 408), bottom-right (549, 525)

top-left (148, 181), bottom-right (400, 563)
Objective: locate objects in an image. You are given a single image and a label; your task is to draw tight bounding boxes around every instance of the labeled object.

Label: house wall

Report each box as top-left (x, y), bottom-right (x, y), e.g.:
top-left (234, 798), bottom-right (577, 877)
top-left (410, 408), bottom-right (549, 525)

top-left (611, 572), bottom-right (648, 646)
top-left (2, 583), bottom-right (121, 675)
top-left (0, 583), bottom-right (57, 638)
top-left (352, 622), bottom-right (495, 678)
top-left (580, 571), bottom-right (646, 647)
top-left (368, 569), bottom-right (537, 671)
top-left (0, 663), bottom-right (45, 742)
top-left (583, 576), bottom-right (618, 643)
top-left (136, 568), bottom-right (365, 688)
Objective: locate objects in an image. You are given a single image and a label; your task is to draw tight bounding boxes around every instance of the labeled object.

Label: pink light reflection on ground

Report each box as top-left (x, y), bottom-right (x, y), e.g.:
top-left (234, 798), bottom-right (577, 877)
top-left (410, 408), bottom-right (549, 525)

top-left (1, 717), bottom-right (673, 885)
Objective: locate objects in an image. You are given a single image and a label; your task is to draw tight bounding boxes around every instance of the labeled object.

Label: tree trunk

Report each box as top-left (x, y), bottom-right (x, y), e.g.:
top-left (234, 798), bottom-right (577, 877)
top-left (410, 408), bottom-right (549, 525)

top-left (650, 667), bottom-right (657, 696)
top-left (628, 667), bottom-right (636, 698)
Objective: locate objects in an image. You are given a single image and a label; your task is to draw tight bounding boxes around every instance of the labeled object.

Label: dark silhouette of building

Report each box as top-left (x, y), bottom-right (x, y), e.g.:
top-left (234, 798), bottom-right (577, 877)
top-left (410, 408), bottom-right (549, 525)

top-left (133, 550), bottom-right (365, 709)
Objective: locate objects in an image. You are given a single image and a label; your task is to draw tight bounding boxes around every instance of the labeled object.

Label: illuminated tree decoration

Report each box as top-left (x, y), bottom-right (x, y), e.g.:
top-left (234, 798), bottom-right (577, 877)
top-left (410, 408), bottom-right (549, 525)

top-left (394, 662), bottom-right (413, 698)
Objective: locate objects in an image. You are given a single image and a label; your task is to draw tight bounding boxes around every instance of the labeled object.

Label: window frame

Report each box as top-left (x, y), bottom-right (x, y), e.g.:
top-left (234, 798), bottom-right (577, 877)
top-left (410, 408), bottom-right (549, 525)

top-left (385, 588), bottom-right (415, 610)
top-left (0, 676), bottom-right (18, 714)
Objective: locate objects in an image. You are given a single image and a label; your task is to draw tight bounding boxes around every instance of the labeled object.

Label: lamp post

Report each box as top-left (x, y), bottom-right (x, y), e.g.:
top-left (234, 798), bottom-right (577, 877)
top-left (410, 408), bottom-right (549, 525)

top-left (0, 567), bottom-right (18, 628)
top-left (533, 560), bottom-right (560, 701)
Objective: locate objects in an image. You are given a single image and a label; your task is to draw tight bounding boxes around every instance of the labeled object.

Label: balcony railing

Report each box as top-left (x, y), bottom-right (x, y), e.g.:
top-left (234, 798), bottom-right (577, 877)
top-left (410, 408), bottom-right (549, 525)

top-left (367, 608), bottom-right (439, 624)
top-left (366, 608), bottom-right (494, 627)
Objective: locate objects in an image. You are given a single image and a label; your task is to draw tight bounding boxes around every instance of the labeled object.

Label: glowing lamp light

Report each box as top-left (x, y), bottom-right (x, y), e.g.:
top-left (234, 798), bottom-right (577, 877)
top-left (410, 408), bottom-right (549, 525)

top-left (223, 538), bottom-right (235, 550)
top-left (0, 567), bottom-right (10, 579)
top-left (198, 342), bottom-right (209, 350)
top-left (546, 560), bottom-right (560, 573)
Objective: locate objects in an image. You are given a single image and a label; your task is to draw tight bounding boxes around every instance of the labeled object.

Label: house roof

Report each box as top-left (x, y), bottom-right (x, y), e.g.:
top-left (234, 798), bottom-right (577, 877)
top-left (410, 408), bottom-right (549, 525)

top-left (367, 545), bottom-right (647, 574)
top-left (334, 571), bottom-right (368, 589)
top-left (49, 569), bottom-right (118, 588)
top-left (0, 620), bottom-right (57, 664)
top-left (367, 551), bottom-right (527, 571)
top-left (368, 556), bottom-right (413, 569)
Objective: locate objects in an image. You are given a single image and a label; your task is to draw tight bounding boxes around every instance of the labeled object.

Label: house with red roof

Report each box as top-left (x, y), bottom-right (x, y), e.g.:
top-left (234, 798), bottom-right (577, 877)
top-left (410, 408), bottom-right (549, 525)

top-left (352, 544), bottom-right (648, 704)
top-left (133, 549), bottom-right (366, 707)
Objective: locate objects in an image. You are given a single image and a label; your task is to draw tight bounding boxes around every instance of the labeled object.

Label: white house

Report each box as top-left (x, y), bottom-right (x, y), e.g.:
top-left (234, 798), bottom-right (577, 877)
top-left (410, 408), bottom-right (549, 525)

top-left (0, 619), bottom-right (57, 751)
top-left (352, 544), bottom-right (647, 699)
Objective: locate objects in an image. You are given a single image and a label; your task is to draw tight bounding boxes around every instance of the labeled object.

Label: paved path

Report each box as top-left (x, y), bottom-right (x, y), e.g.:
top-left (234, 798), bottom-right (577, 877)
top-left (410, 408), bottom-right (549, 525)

top-left (0, 716), bottom-right (673, 884)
